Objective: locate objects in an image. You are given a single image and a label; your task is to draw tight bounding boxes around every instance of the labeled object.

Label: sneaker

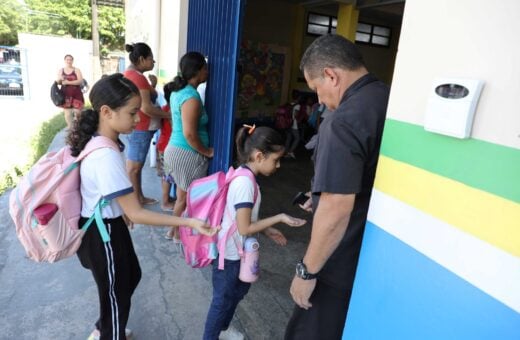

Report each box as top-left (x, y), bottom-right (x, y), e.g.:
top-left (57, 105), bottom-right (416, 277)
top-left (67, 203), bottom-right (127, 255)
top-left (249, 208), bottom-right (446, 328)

top-left (87, 328), bottom-right (133, 340)
top-left (219, 326), bottom-right (244, 340)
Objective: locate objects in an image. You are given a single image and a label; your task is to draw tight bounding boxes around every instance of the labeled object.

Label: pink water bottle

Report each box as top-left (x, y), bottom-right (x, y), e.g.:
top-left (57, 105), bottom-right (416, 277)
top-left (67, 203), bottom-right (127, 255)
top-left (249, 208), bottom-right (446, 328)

top-left (239, 237), bottom-right (259, 283)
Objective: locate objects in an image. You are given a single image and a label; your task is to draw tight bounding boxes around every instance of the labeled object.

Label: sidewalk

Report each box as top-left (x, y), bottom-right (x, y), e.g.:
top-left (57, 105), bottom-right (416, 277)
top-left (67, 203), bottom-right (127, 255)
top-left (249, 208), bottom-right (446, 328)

top-left (0, 130), bottom-right (314, 340)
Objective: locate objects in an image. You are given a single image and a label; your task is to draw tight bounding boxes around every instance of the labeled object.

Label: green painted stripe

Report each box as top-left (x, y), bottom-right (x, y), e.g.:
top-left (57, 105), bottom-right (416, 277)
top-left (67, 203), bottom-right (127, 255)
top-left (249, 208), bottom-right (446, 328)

top-left (380, 119), bottom-right (520, 203)
top-left (158, 69), bottom-right (169, 78)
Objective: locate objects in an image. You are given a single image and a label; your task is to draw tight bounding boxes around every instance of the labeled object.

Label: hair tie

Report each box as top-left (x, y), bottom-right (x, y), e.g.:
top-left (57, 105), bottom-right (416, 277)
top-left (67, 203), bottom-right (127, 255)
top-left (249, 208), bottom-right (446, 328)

top-left (243, 124), bottom-right (256, 135)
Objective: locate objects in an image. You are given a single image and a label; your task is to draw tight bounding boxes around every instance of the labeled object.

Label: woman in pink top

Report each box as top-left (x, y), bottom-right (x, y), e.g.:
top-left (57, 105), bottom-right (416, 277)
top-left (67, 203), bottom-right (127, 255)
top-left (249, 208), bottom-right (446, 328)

top-left (56, 54), bottom-right (85, 129)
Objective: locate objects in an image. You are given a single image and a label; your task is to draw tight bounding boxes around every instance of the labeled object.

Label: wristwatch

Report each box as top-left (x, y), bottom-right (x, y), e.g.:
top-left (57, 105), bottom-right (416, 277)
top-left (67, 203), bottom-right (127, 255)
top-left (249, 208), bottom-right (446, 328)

top-left (295, 260), bottom-right (318, 280)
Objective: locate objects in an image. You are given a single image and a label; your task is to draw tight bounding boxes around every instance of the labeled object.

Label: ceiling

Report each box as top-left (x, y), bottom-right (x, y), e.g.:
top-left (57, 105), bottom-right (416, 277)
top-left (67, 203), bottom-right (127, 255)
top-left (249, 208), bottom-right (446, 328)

top-left (280, 0), bottom-right (405, 25)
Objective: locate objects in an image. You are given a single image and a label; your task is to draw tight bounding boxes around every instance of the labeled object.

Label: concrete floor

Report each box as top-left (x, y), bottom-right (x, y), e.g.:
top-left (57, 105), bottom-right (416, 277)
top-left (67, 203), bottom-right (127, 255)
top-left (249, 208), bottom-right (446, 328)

top-left (0, 130), bottom-right (315, 340)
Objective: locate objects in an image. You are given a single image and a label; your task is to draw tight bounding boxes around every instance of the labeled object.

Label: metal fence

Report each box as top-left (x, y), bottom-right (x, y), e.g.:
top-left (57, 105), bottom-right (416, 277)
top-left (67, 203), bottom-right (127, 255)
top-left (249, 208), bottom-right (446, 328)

top-left (0, 46), bottom-right (27, 98)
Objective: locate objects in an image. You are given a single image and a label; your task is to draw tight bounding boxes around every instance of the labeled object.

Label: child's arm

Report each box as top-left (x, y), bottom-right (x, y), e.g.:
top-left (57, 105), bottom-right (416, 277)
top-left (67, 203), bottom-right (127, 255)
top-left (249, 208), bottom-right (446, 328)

top-left (116, 192), bottom-right (217, 236)
top-left (139, 88), bottom-right (170, 119)
top-left (236, 208), bottom-right (305, 236)
top-left (263, 227), bottom-right (287, 246)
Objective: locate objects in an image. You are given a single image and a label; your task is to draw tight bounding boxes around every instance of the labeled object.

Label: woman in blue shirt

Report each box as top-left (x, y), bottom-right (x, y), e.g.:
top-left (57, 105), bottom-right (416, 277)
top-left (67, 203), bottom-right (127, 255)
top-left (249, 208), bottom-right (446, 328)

top-left (163, 52), bottom-right (213, 240)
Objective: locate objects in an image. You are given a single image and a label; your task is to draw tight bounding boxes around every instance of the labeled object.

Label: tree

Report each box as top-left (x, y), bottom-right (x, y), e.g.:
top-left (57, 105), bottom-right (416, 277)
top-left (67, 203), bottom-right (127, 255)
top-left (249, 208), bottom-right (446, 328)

top-left (0, 0), bottom-right (125, 54)
top-left (0, 0), bottom-right (24, 45)
top-left (98, 5), bottom-right (125, 54)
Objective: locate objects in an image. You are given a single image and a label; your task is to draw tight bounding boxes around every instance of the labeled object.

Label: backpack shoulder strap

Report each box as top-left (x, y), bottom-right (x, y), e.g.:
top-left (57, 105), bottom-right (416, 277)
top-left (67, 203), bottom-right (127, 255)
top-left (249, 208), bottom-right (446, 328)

top-left (80, 198), bottom-right (111, 242)
top-left (217, 167), bottom-right (258, 269)
top-left (76, 136), bottom-right (120, 162)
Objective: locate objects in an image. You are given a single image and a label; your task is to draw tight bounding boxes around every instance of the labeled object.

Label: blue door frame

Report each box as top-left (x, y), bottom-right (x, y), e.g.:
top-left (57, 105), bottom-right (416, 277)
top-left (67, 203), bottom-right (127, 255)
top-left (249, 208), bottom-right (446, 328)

top-left (187, 0), bottom-right (246, 173)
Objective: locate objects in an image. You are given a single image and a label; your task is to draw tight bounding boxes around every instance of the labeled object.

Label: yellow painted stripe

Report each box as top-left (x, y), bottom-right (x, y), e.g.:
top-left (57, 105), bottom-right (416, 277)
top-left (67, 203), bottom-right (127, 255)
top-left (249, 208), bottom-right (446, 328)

top-left (375, 156), bottom-right (520, 257)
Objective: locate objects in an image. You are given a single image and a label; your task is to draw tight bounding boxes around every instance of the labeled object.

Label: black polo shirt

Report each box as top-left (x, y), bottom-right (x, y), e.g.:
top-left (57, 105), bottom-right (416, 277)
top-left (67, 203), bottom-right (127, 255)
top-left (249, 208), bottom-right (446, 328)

top-left (311, 73), bottom-right (389, 292)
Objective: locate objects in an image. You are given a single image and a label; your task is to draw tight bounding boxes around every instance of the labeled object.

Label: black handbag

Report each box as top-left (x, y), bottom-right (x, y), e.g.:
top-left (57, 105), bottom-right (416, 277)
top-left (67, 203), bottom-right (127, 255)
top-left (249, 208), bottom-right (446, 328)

top-left (50, 81), bottom-right (65, 106)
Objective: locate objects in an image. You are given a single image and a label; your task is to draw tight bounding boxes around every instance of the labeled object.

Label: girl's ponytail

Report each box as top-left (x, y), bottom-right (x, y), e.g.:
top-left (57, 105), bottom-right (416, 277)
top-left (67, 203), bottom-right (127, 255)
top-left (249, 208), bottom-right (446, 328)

top-left (67, 108), bottom-right (99, 156)
top-left (235, 125), bottom-right (285, 164)
top-left (235, 126), bottom-right (251, 164)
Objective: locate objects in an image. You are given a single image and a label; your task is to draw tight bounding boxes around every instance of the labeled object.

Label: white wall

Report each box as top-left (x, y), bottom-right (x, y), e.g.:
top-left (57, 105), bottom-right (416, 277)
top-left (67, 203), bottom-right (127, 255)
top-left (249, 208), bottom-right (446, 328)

top-left (17, 33), bottom-right (93, 103)
top-left (124, 0), bottom-right (160, 77)
top-left (125, 0), bottom-right (160, 54)
top-left (125, 0), bottom-right (189, 84)
top-left (157, 0), bottom-right (188, 83)
top-left (388, 0), bottom-right (520, 148)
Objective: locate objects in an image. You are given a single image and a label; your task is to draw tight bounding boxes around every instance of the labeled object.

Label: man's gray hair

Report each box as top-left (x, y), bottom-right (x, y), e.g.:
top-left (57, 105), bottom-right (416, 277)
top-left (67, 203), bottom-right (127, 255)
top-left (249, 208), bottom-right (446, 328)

top-left (300, 34), bottom-right (365, 79)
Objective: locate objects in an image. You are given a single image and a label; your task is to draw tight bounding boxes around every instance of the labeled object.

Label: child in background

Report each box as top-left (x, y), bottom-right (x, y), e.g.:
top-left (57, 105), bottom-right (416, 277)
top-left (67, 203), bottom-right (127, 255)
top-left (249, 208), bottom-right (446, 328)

top-left (284, 92), bottom-right (302, 159)
top-left (148, 74), bottom-right (159, 105)
top-left (147, 74), bottom-right (175, 211)
top-left (67, 74), bottom-right (216, 340)
top-left (147, 74), bottom-right (163, 132)
top-left (155, 104), bottom-right (175, 211)
top-left (203, 125), bottom-right (306, 340)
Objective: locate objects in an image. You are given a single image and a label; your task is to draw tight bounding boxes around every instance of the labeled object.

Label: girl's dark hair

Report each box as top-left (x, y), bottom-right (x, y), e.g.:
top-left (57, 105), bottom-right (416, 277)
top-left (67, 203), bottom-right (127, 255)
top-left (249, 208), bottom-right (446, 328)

top-left (163, 81), bottom-right (174, 106)
top-left (125, 42), bottom-right (153, 65)
top-left (165, 51), bottom-right (206, 92)
top-left (235, 126), bottom-right (285, 164)
top-left (67, 73), bottom-right (139, 156)
top-left (64, 54), bottom-right (73, 60)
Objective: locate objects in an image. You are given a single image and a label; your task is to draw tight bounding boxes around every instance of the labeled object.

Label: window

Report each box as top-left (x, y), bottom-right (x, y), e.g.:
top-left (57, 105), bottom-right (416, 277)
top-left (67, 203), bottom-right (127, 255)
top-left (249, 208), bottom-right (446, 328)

top-left (355, 22), bottom-right (391, 47)
top-left (0, 48), bottom-right (24, 97)
top-left (306, 13), bottom-right (337, 36)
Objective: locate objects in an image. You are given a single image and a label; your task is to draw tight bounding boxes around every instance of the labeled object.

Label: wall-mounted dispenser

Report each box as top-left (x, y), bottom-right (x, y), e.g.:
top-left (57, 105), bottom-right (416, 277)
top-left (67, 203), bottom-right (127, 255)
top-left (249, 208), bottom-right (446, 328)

top-left (423, 78), bottom-right (484, 139)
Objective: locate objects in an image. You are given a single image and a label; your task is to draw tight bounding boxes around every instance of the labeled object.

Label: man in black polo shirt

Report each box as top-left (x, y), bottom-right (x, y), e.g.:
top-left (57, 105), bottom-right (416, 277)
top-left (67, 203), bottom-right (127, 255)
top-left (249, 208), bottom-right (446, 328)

top-left (285, 34), bottom-right (389, 339)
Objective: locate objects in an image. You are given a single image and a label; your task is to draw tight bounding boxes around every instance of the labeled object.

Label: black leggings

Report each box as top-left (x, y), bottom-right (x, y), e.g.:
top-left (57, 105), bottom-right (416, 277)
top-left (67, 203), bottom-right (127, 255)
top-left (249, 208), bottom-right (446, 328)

top-left (77, 216), bottom-right (142, 340)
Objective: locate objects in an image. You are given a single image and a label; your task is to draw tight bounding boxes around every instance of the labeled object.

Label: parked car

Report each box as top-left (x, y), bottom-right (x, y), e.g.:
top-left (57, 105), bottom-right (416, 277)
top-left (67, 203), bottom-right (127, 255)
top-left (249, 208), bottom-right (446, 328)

top-left (0, 64), bottom-right (23, 96)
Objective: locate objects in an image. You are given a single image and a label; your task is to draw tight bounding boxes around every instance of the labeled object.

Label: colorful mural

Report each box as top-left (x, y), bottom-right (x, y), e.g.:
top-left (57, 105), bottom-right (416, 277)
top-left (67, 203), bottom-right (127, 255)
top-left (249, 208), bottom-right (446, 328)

top-left (237, 40), bottom-right (289, 120)
top-left (344, 119), bottom-right (520, 339)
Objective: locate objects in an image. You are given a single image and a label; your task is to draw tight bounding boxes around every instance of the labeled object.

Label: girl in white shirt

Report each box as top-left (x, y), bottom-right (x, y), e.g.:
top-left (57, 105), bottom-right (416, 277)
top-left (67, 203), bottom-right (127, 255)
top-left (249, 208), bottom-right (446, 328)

top-left (66, 74), bottom-right (216, 340)
top-left (203, 125), bottom-right (306, 340)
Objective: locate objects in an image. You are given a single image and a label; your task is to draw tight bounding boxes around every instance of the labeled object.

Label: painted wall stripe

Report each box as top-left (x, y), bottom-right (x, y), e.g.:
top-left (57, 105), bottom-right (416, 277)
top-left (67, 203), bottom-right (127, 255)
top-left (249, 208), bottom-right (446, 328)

top-left (345, 222), bottom-right (520, 340)
top-left (380, 118), bottom-right (520, 203)
top-left (375, 155), bottom-right (520, 257)
top-left (367, 189), bottom-right (520, 313)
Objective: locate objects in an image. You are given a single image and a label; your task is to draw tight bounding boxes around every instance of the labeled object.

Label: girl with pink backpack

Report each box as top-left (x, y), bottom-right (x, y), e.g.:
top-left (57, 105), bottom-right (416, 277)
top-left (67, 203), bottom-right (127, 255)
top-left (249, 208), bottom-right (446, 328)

top-left (67, 74), bottom-right (216, 340)
top-left (203, 125), bottom-right (306, 340)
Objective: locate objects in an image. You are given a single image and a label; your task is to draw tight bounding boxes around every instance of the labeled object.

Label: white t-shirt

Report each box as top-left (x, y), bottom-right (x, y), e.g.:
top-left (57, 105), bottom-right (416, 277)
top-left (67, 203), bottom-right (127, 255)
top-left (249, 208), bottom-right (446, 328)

top-left (80, 147), bottom-right (133, 218)
top-left (218, 173), bottom-right (261, 260)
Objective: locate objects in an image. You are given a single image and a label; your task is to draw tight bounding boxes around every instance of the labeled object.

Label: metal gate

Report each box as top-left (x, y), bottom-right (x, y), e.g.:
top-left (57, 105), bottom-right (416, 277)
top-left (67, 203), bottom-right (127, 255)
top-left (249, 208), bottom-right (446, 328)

top-left (187, 0), bottom-right (246, 173)
top-left (0, 46), bottom-right (27, 98)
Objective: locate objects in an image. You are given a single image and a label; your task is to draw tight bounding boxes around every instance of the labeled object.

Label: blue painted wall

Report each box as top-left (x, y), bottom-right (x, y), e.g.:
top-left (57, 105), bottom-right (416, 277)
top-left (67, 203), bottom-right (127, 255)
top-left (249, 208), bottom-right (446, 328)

top-left (187, 0), bottom-right (246, 173)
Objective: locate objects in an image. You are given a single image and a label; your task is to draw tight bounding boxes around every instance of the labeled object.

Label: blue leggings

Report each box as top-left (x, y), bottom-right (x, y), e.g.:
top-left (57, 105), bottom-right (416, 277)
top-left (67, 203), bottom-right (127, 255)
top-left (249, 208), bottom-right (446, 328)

top-left (203, 258), bottom-right (251, 340)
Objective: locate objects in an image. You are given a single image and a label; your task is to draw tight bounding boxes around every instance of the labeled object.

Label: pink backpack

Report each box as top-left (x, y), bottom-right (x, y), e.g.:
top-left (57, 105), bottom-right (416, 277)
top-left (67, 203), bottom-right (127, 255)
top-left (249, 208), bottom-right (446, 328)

top-left (179, 166), bottom-right (257, 269)
top-left (9, 136), bottom-right (119, 262)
